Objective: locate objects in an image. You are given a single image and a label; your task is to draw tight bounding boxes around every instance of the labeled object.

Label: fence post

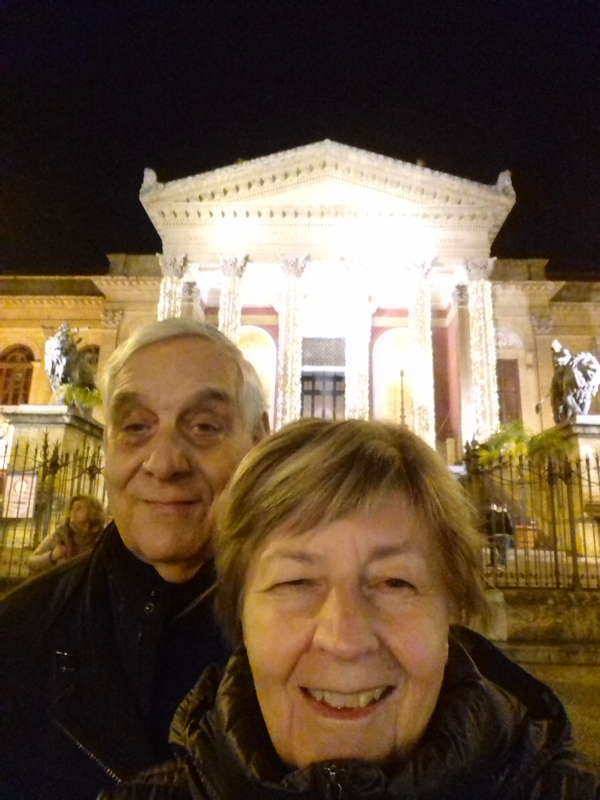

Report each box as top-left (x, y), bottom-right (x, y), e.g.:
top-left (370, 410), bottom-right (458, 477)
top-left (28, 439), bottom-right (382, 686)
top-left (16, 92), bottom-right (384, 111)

top-left (547, 458), bottom-right (562, 587)
top-left (563, 457), bottom-right (581, 590)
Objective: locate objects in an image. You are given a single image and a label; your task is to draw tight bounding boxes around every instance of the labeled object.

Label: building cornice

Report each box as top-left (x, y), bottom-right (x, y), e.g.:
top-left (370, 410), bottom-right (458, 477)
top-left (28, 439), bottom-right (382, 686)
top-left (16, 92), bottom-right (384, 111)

top-left (0, 295), bottom-right (105, 308)
top-left (93, 276), bottom-right (162, 288)
top-left (493, 281), bottom-right (565, 299)
top-left (149, 203), bottom-right (499, 233)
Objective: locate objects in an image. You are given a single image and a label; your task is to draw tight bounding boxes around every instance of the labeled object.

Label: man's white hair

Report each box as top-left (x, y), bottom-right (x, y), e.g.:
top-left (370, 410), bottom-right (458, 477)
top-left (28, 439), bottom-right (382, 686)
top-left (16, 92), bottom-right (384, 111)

top-left (99, 318), bottom-right (266, 431)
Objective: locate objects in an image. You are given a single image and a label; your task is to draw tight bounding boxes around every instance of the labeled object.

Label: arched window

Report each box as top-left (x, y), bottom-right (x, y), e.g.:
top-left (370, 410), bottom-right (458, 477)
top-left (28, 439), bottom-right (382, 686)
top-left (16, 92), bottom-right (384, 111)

top-left (0, 345), bottom-right (34, 405)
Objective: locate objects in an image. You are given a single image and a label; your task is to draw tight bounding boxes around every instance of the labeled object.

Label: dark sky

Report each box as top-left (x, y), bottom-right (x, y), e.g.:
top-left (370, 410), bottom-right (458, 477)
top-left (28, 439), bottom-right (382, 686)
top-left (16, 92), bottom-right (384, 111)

top-left (3, 0), bottom-right (600, 277)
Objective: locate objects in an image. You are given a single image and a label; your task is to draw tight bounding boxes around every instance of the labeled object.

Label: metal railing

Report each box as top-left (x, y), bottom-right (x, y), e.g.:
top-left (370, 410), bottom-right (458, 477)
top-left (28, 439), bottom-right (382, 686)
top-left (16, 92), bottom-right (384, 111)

top-left (463, 445), bottom-right (600, 589)
top-left (0, 433), bottom-right (106, 585)
top-left (3, 431), bottom-right (599, 593)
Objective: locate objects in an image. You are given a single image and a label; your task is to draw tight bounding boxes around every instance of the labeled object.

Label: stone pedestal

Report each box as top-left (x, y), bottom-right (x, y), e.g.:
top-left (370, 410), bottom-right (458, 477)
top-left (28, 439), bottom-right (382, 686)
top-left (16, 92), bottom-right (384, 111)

top-left (0, 405), bottom-right (103, 454)
top-left (560, 415), bottom-right (600, 460)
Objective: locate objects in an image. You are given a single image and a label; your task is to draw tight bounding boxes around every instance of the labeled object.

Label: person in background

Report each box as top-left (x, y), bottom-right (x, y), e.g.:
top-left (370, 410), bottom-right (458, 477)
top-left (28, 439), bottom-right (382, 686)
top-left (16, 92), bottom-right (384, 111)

top-left (0, 317), bottom-right (269, 799)
top-left (28, 494), bottom-right (105, 574)
top-left (103, 418), bottom-right (598, 799)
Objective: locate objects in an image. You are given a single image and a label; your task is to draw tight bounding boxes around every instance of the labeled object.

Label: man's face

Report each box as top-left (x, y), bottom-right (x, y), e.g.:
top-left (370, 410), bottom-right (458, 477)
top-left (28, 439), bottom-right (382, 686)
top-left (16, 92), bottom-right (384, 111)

top-left (104, 336), bottom-right (263, 582)
top-left (242, 499), bottom-right (450, 768)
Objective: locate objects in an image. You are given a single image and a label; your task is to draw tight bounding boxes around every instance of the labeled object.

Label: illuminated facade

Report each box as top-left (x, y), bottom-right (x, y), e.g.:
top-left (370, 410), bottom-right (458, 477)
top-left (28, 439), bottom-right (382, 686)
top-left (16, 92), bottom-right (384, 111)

top-left (2, 141), bottom-right (599, 456)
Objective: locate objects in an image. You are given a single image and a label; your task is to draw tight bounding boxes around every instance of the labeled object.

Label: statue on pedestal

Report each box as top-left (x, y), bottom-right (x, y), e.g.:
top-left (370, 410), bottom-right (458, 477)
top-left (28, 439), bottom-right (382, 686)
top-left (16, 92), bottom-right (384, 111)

top-left (44, 324), bottom-right (100, 414)
top-left (550, 339), bottom-right (600, 424)
top-left (44, 323), bottom-right (79, 393)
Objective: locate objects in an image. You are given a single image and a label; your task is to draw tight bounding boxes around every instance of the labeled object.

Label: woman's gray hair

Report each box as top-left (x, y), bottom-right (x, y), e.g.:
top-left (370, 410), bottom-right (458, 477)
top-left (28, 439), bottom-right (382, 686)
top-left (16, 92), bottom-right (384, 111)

top-left (214, 417), bottom-right (488, 645)
top-left (99, 317), bottom-right (266, 431)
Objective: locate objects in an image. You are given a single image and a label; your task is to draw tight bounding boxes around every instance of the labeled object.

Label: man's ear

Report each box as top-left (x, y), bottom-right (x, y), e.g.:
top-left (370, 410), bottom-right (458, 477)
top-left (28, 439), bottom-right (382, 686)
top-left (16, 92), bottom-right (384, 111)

top-left (253, 411), bottom-right (270, 443)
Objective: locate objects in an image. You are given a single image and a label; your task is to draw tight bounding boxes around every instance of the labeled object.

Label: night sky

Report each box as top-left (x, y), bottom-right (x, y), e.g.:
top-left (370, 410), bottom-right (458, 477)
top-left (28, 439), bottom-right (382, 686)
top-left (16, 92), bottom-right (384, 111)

top-left (3, 0), bottom-right (600, 277)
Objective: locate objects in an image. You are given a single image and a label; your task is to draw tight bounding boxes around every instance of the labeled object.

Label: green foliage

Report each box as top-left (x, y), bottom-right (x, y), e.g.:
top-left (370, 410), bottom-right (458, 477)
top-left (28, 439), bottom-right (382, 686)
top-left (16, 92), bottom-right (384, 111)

top-left (477, 421), bottom-right (571, 465)
top-left (526, 426), bottom-right (571, 459)
top-left (58, 383), bottom-right (102, 412)
top-left (478, 422), bottom-right (529, 465)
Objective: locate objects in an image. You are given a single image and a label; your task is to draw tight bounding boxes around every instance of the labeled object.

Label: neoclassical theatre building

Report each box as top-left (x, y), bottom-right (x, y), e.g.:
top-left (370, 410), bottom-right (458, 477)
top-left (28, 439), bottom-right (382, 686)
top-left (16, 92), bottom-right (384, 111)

top-left (2, 140), bottom-right (599, 457)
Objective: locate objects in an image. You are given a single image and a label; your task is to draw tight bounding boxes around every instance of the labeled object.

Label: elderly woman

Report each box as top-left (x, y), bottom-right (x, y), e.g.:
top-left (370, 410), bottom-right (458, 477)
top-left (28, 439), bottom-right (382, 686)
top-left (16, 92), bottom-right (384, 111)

top-left (28, 494), bottom-right (105, 574)
top-left (102, 419), bottom-right (599, 799)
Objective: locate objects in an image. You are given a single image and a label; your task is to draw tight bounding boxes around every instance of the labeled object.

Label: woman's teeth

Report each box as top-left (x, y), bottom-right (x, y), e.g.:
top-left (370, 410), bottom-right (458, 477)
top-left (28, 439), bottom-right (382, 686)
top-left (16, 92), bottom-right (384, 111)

top-left (306, 686), bottom-right (387, 709)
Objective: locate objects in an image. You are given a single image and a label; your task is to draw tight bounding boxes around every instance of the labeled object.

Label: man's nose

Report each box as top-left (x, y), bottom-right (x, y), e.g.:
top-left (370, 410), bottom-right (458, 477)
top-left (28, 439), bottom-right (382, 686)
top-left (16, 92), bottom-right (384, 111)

top-left (312, 586), bottom-right (379, 659)
top-left (141, 428), bottom-right (193, 480)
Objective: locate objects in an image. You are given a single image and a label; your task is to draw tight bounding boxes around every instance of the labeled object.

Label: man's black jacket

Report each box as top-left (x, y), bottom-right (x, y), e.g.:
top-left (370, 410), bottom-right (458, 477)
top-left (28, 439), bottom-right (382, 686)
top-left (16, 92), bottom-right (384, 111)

top-left (0, 523), bottom-right (228, 800)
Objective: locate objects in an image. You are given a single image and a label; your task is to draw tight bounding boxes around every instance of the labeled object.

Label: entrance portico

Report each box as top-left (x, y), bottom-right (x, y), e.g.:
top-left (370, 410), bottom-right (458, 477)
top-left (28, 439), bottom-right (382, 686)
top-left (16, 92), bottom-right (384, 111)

top-left (140, 140), bottom-right (515, 451)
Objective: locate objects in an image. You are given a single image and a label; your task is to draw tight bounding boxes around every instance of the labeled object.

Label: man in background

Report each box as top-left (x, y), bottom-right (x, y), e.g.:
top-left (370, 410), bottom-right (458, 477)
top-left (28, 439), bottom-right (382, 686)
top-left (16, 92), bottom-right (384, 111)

top-left (0, 318), bottom-right (269, 799)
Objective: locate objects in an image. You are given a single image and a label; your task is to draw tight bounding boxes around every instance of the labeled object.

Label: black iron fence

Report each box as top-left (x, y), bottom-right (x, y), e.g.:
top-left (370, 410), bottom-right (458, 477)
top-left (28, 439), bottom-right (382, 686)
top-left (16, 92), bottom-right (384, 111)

top-left (2, 431), bottom-right (599, 593)
top-left (0, 434), bottom-right (106, 585)
top-left (462, 444), bottom-right (600, 589)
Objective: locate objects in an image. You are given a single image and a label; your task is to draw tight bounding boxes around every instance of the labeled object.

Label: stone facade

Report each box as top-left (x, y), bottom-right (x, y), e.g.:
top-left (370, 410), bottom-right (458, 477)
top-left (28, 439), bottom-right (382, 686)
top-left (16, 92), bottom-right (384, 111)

top-left (2, 141), bottom-right (599, 453)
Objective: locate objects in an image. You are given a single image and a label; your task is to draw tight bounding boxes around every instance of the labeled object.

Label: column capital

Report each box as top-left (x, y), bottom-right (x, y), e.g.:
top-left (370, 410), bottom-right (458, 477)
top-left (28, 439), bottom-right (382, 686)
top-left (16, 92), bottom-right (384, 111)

top-left (281, 255), bottom-right (309, 279)
top-left (158, 253), bottom-right (188, 279)
top-left (400, 260), bottom-right (433, 281)
top-left (531, 313), bottom-right (554, 335)
top-left (465, 257), bottom-right (496, 282)
top-left (102, 309), bottom-right (124, 329)
top-left (221, 255), bottom-right (249, 279)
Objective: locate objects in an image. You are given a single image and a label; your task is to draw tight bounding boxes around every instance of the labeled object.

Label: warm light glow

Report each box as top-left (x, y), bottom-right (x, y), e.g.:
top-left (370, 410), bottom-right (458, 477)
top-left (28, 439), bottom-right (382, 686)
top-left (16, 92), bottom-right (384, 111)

top-left (238, 326), bottom-right (277, 428)
top-left (372, 328), bottom-right (416, 423)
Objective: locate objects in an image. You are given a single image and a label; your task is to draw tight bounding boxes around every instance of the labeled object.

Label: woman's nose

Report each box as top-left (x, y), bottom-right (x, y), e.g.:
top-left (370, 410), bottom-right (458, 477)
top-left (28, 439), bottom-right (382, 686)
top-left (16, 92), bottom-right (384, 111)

top-left (312, 587), bottom-right (378, 659)
top-left (141, 429), bottom-right (193, 480)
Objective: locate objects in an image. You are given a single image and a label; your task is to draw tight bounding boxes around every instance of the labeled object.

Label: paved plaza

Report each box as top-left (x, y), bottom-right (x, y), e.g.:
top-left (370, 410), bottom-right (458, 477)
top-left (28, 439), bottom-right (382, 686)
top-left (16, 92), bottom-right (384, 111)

top-left (522, 662), bottom-right (600, 768)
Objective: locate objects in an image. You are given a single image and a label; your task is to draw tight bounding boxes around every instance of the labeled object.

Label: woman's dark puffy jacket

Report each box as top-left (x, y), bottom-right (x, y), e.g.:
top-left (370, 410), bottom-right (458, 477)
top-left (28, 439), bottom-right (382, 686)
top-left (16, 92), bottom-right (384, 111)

top-left (99, 627), bottom-right (600, 800)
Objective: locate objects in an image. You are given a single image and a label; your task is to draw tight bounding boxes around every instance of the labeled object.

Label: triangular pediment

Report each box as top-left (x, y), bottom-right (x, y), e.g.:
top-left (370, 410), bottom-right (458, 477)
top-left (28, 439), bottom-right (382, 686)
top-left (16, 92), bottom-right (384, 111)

top-left (140, 140), bottom-right (515, 253)
top-left (141, 139), bottom-right (514, 213)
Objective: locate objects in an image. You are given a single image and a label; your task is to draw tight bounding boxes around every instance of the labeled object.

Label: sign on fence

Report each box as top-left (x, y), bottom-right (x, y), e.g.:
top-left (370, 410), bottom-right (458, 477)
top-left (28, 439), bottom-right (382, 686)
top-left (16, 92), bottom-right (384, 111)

top-left (2, 471), bottom-right (38, 519)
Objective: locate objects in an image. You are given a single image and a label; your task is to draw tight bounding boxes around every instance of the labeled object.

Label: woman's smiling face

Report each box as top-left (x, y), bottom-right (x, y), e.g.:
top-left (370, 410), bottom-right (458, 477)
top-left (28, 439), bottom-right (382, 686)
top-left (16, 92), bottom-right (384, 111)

top-left (241, 497), bottom-right (451, 768)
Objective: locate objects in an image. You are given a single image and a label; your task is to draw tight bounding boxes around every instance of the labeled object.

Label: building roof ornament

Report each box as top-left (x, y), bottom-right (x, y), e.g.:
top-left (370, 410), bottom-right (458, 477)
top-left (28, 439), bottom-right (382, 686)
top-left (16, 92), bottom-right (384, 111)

top-left (140, 167), bottom-right (162, 195)
top-left (495, 170), bottom-right (514, 196)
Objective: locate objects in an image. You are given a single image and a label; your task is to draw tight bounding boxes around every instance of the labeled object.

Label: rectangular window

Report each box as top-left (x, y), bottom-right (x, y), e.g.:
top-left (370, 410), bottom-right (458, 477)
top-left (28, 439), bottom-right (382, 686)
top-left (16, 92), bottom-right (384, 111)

top-left (497, 359), bottom-right (522, 424)
top-left (301, 372), bottom-right (345, 420)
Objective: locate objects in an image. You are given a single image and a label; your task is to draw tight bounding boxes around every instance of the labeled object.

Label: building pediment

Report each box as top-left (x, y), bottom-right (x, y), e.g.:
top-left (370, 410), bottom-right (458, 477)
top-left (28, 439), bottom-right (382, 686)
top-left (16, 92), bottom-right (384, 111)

top-left (139, 140), bottom-right (516, 264)
top-left (141, 140), bottom-right (514, 232)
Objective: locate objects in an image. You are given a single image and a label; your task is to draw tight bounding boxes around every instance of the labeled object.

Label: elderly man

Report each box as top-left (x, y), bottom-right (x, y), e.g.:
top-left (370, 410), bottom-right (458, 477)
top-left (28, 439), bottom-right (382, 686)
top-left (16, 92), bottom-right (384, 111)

top-left (0, 318), bottom-right (269, 799)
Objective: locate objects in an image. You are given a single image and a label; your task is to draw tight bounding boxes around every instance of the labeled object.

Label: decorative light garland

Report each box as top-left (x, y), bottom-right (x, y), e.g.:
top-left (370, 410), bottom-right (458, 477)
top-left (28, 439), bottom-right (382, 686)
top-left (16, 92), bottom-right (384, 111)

top-left (466, 258), bottom-right (500, 440)
top-left (343, 262), bottom-right (372, 420)
top-left (275, 256), bottom-right (308, 429)
top-left (157, 254), bottom-right (188, 320)
top-left (217, 256), bottom-right (248, 344)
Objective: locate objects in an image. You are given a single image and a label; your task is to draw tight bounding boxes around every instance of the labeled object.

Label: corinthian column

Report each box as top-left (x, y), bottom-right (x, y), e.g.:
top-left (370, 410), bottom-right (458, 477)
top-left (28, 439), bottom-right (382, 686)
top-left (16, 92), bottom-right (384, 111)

top-left (275, 256), bottom-right (308, 429)
top-left (218, 256), bottom-right (248, 344)
top-left (408, 262), bottom-right (436, 447)
top-left (157, 254), bottom-right (188, 320)
top-left (343, 263), bottom-right (373, 420)
top-left (466, 257), bottom-right (499, 441)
